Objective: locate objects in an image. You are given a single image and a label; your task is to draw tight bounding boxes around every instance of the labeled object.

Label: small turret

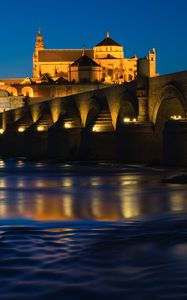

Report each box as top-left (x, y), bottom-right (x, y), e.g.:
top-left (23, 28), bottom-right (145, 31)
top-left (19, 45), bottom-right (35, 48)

top-left (137, 48), bottom-right (157, 79)
top-left (148, 48), bottom-right (157, 78)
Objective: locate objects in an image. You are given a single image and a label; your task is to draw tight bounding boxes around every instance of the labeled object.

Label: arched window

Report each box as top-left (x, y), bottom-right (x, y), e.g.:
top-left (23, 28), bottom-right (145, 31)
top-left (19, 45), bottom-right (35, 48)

top-left (21, 86), bottom-right (34, 97)
top-left (6, 87), bottom-right (18, 96)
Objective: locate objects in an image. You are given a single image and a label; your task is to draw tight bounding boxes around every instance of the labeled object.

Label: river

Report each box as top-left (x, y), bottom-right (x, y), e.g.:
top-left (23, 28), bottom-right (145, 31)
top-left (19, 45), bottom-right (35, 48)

top-left (0, 160), bottom-right (187, 299)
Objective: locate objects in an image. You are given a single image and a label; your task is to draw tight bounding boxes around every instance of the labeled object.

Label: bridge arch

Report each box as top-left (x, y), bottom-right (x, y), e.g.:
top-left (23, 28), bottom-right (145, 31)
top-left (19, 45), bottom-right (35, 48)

top-left (0, 89), bottom-right (9, 97)
top-left (21, 86), bottom-right (34, 97)
top-left (6, 86), bottom-right (18, 96)
top-left (116, 91), bottom-right (137, 128)
top-left (152, 84), bottom-right (186, 125)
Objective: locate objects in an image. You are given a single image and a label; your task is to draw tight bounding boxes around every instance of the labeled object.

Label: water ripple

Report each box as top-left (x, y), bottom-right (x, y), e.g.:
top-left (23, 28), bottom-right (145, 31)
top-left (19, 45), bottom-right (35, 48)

top-left (0, 215), bottom-right (186, 299)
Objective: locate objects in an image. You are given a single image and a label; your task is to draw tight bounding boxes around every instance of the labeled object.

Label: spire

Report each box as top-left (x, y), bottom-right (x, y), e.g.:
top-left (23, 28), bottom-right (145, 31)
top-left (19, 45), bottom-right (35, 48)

top-left (35, 28), bottom-right (44, 51)
top-left (82, 44), bottom-right (86, 56)
top-left (106, 32), bottom-right (110, 38)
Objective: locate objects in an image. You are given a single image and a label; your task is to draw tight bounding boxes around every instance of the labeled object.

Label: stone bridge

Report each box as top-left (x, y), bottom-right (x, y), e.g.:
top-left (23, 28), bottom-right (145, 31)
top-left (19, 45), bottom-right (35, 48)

top-left (0, 70), bottom-right (187, 163)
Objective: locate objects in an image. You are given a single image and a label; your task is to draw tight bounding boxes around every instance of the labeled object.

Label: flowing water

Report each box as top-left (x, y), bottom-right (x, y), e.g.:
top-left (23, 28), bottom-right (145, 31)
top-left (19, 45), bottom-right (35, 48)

top-left (0, 161), bottom-right (187, 299)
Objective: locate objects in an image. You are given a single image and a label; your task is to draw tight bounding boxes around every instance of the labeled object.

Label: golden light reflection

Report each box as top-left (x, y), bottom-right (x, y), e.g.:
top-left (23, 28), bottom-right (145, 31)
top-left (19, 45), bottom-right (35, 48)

top-left (169, 192), bottom-right (186, 212)
top-left (0, 179), bottom-right (7, 188)
top-left (36, 180), bottom-right (45, 188)
top-left (62, 195), bottom-right (73, 218)
top-left (0, 191), bottom-right (6, 200)
top-left (62, 178), bottom-right (73, 187)
top-left (90, 177), bottom-right (102, 186)
top-left (18, 199), bottom-right (24, 214)
top-left (17, 160), bottom-right (25, 168)
top-left (0, 201), bottom-right (7, 217)
top-left (17, 180), bottom-right (25, 188)
top-left (0, 128), bottom-right (4, 134)
top-left (120, 191), bottom-right (140, 218)
top-left (92, 197), bottom-right (104, 219)
top-left (36, 194), bottom-right (45, 215)
top-left (0, 160), bottom-right (5, 168)
top-left (91, 194), bottom-right (120, 221)
top-left (120, 175), bottom-right (139, 185)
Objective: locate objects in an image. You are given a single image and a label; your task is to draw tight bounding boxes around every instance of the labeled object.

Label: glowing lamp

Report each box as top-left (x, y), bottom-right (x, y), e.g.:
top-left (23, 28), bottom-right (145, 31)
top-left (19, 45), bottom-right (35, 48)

top-left (64, 122), bottom-right (72, 129)
top-left (124, 118), bottom-right (131, 123)
top-left (37, 125), bottom-right (46, 132)
top-left (92, 125), bottom-right (98, 132)
top-left (0, 129), bottom-right (4, 134)
top-left (170, 115), bottom-right (182, 120)
top-left (18, 127), bottom-right (25, 133)
top-left (124, 117), bottom-right (137, 123)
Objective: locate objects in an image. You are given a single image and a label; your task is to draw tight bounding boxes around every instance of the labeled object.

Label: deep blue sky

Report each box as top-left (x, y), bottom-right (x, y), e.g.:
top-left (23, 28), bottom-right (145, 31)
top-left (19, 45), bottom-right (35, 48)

top-left (0, 0), bottom-right (186, 78)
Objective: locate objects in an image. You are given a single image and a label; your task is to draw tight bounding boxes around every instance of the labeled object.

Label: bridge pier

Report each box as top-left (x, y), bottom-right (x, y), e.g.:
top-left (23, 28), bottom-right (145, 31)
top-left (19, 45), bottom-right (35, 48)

top-left (48, 126), bottom-right (82, 160)
top-left (24, 127), bottom-right (49, 159)
top-left (137, 89), bottom-right (149, 122)
top-left (2, 130), bottom-right (26, 157)
top-left (117, 122), bottom-right (156, 163)
top-left (81, 130), bottom-right (117, 161)
top-left (164, 119), bottom-right (187, 166)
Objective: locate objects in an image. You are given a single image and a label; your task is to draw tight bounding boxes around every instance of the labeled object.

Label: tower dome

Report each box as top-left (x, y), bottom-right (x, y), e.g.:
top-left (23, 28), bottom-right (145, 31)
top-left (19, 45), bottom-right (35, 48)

top-left (95, 32), bottom-right (121, 47)
top-left (94, 33), bottom-right (124, 60)
top-left (69, 53), bottom-right (101, 83)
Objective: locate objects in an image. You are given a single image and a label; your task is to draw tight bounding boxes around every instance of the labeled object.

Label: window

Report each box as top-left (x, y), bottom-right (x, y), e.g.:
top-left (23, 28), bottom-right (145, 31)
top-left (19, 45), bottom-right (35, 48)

top-left (108, 69), bottom-right (113, 76)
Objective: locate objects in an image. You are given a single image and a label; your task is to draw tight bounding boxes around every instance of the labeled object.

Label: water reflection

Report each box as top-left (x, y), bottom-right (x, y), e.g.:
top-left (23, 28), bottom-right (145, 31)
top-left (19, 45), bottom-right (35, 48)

top-left (0, 179), bottom-right (7, 188)
top-left (0, 164), bottom-right (186, 222)
top-left (0, 160), bottom-right (5, 168)
top-left (120, 191), bottom-right (140, 218)
top-left (62, 178), bottom-right (73, 187)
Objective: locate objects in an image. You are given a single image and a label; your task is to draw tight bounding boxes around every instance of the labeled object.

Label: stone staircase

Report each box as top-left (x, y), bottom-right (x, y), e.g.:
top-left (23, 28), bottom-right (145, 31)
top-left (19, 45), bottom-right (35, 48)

top-left (91, 109), bottom-right (114, 132)
top-left (62, 117), bottom-right (81, 129)
top-left (36, 116), bottom-right (53, 131)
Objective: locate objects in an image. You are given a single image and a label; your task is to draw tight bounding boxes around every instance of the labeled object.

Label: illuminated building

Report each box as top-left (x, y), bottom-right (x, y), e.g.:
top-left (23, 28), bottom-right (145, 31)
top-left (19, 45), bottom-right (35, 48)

top-left (33, 30), bottom-right (157, 84)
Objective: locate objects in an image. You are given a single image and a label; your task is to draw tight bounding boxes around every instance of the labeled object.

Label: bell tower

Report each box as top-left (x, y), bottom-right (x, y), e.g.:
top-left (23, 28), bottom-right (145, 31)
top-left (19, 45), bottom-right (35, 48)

top-left (33, 28), bottom-right (45, 78)
top-left (35, 28), bottom-right (44, 51)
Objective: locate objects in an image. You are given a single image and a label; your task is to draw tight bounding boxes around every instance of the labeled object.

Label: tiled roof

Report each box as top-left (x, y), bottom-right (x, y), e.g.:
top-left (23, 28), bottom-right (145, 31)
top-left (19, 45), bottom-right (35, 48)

top-left (95, 37), bottom-right (121, 47)
top-left (71, 54), bottom-right (100, 67)
top-left (38, 49), bottom-right (94, 62)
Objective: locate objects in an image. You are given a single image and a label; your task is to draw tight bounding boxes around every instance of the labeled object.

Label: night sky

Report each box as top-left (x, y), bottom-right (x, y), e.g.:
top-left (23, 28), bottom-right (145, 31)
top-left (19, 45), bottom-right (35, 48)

top-left (0, 0), bottom-right (186, 78)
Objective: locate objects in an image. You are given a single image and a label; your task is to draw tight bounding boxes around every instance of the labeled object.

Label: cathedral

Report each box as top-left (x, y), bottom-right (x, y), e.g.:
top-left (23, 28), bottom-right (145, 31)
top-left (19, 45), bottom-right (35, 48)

top-left (33, 30), bottom-right (157, 84)
top-left (0, 30), bottom-right (158, 106)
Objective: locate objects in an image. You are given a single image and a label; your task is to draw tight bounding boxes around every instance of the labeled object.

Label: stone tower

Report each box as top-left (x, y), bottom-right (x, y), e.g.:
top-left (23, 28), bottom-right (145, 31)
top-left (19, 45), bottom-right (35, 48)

top-left (33, 29), bottom-right (45, 78)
